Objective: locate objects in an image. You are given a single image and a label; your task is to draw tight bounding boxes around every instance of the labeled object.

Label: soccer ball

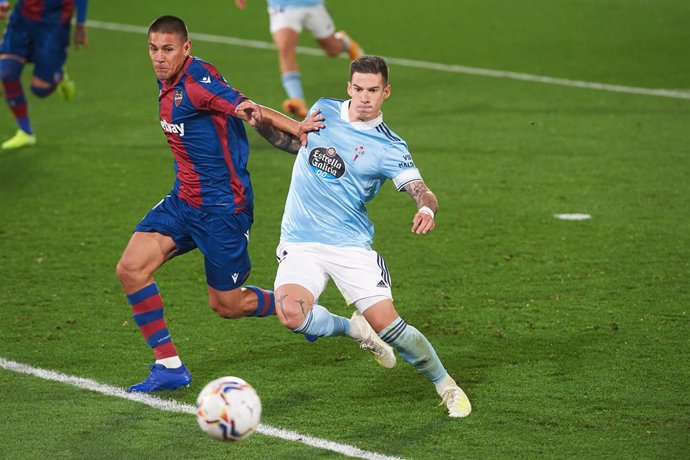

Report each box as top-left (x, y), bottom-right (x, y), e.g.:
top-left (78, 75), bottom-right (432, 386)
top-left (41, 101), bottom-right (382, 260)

top-left (196, 376), bottom-right (262, 441)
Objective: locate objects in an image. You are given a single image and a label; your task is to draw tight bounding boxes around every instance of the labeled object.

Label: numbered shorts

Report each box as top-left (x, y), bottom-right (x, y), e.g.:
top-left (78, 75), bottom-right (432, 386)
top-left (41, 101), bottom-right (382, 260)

top-left (274, 241), bottom-right (393, 308)
top-left (268, 4), bottom-right (335, 39)
top-left (135, 194), bottom-right (253, 291)
top-left (0, 13), bottom-right (70, 82)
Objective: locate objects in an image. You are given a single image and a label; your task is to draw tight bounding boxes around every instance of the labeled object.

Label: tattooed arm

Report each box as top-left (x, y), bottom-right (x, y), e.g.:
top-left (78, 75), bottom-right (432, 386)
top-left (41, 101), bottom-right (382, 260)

top-left (253, 121), bottom-right (303, 154)
top-left (402, 180), bottom-right (438, 235)
top-left (235, 100), bottom-right (324, 154)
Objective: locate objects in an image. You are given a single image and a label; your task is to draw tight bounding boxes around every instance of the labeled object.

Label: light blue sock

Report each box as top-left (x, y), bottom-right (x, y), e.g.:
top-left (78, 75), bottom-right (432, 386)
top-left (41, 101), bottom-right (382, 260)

top-left (292, 304), bottom-right (350, 337)
top-left (379, 317), bottom-right (447, 384)
top-left (281, 71), bottom-right (304, 100)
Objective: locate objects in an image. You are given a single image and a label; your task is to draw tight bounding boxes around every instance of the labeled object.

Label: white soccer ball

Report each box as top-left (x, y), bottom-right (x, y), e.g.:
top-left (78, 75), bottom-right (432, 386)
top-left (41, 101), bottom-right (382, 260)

top-left (196, 376), bottom-right (262, 441)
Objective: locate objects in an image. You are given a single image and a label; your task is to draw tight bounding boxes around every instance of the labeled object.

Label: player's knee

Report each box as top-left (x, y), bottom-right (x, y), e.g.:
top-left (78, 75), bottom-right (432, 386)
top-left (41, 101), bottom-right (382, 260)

top-left (0, 58), bottom-right (22, 81)
top-left (280, 316), bottom-right (302, 330)
top-left (115, 258), bottom-right (144, 287)
top-left (276, 304), bottom-right (306, 330)
top-left (208, 296), bottom-right (245, 319)
top-left (30, 84), bottom-right (55, 98)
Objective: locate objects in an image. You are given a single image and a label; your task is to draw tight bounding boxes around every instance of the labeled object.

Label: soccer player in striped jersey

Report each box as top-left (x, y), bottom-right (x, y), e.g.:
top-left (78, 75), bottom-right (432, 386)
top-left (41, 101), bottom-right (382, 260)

top-left (235, 0), bottom-right (363, 119)
top-left (0, 0), bottom-right (88, 149)
top-left (257, 56), bottom-right (472, 417)
top-left (116, 15), bottom-right (319, 393)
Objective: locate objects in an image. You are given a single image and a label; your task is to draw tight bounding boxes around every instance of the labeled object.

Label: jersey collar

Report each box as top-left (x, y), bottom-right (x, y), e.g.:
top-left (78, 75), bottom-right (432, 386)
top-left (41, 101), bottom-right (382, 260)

top-left (341, 100), bottom-right (383, 130)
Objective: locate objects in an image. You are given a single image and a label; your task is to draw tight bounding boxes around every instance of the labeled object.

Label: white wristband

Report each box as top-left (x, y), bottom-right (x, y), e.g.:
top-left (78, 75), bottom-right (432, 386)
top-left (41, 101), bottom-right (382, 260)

top-left (418, 206), bottom-right (435, 219)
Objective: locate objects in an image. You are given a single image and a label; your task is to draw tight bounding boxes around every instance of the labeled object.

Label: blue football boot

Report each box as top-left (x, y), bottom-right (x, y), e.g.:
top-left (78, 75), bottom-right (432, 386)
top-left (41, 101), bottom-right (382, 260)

top-left (127, 363), bottom-right (192, 393)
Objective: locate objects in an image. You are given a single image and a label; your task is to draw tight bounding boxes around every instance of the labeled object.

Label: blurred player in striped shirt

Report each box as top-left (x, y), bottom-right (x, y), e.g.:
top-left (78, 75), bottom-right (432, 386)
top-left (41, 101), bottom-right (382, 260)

top-left (0, 0), bottom-right (88, 149)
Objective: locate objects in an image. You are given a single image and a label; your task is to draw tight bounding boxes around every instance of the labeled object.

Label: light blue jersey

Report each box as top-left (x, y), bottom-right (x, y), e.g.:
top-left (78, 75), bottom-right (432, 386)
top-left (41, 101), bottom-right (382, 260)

top-left (267, 0), bottom-right (323, 8)
top-left (280, 98), bottom-right (422, 248)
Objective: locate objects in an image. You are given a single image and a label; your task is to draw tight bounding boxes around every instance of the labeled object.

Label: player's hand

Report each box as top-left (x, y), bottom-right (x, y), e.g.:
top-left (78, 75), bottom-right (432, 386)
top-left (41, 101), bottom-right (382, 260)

top-left (298, 109), bottom-right (325, 146)
top-left (411, 209), bottom-right (435, 235)
top-left (235, 0), bottom-right (247, 9)
top-left (236, 100), bottom-right (263, 127)
top-left (73, 24), bottom-right (89, 49)
top-left (0, 3), bottom-right (10, 19)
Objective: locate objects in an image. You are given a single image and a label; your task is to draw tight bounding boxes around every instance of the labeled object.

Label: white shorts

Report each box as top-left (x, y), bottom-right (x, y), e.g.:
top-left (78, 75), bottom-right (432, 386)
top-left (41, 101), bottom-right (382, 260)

top-left (274, 242), bottom-right (393, 310)
top-left (268, 4), bottom-right (336, 39)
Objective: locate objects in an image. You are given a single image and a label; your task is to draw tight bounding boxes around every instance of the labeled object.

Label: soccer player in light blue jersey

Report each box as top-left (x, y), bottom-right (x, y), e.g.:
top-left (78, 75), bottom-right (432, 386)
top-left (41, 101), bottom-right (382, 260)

top-left (235, 0), bottom-right (362, 118)
top-left (254, 56), bottom-right (472, 417)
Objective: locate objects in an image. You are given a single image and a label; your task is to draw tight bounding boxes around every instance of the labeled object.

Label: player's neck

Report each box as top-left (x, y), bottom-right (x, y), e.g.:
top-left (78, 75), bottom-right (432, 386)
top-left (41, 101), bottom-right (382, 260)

top-left (347, 109), bottom-right (382, 123)
top-left (162, 56), bottom-right (191, 86)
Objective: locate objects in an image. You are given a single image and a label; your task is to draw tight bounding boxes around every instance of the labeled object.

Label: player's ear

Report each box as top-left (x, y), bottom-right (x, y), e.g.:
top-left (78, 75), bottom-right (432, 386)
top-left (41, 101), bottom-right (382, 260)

top-left (183, 39), bottom-right (191, 56)
top-left (383, 84), bottom-right (391, 100)
top-left (347, 81), bottom-right (354, 97)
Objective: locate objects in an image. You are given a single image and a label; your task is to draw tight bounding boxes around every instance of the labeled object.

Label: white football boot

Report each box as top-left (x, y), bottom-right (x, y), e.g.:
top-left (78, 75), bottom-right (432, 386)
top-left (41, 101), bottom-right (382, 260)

top-left (349, 311), bottom-right (396, 369)
top-left (437, 377), bottom-right (472, 417)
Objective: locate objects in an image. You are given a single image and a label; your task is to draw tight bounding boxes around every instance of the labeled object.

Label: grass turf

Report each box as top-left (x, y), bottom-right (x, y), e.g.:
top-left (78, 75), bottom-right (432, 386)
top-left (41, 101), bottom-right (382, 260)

top-left (0, 0), bottom-right (688, 458)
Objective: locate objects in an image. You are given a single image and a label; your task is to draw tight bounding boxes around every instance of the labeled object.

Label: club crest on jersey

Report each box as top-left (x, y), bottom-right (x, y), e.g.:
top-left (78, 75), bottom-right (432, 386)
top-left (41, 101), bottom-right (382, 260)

top-left (353, 145), bottom-right (365, 162)
top-left (309, 146), bottom-right (345, 179)
top-left (160, 119), bottom-right (185, 137)
top-left (174, 90), bottom-right (183, 106)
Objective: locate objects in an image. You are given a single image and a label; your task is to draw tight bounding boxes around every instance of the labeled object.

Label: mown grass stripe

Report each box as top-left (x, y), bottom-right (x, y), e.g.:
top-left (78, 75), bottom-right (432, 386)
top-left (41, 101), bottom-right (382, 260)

top-left (87, 19), bottom-right (690, 101)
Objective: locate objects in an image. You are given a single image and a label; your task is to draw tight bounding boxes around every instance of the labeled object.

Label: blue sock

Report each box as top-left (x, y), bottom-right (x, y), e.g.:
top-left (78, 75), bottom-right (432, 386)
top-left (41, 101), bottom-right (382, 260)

top-left (0, 58), bottom-right (32, 134)
top-left (292, 304), bottom-right (350, 337)
top-left (379, 317), bottom-right (447, 384)
top-left (17, 113), bottom-right (32, 134)
top-left (245, 286), bottom-right (276, 317)
top-left (281, 71), bottom-right (304, 100)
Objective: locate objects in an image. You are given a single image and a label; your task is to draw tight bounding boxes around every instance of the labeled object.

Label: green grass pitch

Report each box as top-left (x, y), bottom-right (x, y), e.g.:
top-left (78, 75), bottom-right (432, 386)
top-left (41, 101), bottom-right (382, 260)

top-left (0, 0), bottom-right (688, 458)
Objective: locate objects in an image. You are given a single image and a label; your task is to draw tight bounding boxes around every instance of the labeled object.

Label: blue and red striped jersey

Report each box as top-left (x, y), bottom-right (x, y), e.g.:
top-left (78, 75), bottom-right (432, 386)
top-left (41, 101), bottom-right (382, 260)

top-left (157, 56), bottom-right (252, 214)
top-left (13, 0), bottom-right (80, 25)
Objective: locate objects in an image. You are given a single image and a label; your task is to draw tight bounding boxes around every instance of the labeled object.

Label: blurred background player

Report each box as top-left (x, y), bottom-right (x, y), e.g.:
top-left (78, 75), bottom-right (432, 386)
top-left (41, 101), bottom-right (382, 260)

top-left (0, 0), bottom-right (88, 150)
top-left (255, 55), bottom-right (473, 418)
top-left (117, 15), bottom-right (319, 393)
top-left (235, 0), bottom-right (363, 118)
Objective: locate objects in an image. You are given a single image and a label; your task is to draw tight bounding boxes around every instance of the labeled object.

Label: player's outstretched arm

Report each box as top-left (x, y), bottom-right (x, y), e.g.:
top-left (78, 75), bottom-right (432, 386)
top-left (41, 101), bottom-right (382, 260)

top-left (236, 100), bottom-right (323, 154)
top-left (237, 100), bottom-right (300, 153)
top-left (403, 180), bottom-right (438, 235)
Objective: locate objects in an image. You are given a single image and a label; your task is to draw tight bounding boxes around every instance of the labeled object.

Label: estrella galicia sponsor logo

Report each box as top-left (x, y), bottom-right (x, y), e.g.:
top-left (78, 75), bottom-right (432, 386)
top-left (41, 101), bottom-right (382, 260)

top-left (174, 89), bottom-right (183, 106)
top-left (160, 119), bottom-right (185, 137)
top-left (309, 146), bottom-right (345, 179)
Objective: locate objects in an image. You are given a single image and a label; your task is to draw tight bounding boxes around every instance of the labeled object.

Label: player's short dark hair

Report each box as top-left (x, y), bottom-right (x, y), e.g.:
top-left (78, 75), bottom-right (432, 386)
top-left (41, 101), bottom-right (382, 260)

top-left (148, 15), bottom-right (188, 41)
top-left (350, 55), bottom-right (389, 84)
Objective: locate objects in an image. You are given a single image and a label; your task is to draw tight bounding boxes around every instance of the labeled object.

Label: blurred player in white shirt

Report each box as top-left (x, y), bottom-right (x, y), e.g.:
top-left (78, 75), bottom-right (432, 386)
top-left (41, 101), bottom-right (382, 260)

top-left (235, 0), bottom-right (363, 118)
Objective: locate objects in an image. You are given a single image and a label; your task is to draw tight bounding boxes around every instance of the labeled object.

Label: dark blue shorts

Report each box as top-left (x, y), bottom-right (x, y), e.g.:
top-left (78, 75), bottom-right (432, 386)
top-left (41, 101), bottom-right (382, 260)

top-left (135, 194), bottom-right (254, 291)
top-left (0, 14), bottom-right (70, 82)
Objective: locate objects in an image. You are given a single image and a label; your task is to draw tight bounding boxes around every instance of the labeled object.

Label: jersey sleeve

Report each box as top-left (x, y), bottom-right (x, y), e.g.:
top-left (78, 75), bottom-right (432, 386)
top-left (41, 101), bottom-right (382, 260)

top-left (380, 142), bottom-right (423, 191)
top-left (75, 0), bottom-right (88, 24)
top-left (184, 71), bottom-right (246, 117)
